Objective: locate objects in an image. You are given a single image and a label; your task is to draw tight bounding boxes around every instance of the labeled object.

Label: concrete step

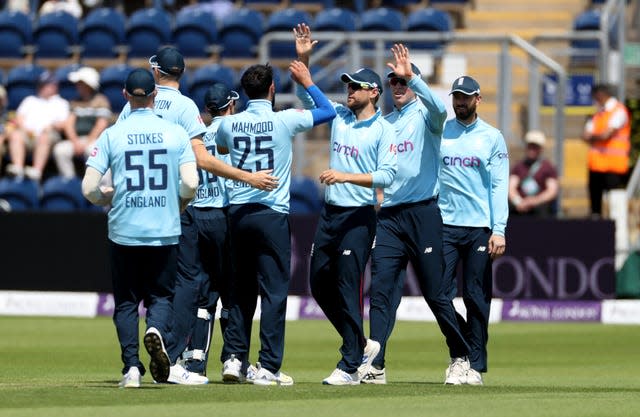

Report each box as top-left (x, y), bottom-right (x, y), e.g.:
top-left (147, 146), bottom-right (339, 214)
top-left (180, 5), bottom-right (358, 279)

top-left (465, 10), bottom-right (574, 30)
top-left (476, 0), bottom-right (586, 12)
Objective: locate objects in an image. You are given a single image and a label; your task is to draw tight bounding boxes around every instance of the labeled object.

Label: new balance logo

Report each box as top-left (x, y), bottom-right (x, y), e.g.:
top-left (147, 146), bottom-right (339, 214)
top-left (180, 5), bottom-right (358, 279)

top-left (424, 247), bottom-right (433, 254)
top-left (342, 250), bottom-right (352, 255)
top-left (477, 246), bottom-right (486, 252)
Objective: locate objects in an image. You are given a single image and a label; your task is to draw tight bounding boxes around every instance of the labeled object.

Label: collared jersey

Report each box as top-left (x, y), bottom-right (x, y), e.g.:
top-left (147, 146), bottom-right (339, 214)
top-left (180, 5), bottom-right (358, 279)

top-left (215, 99), bottom-right (314, 214)
top-left (439, 117), bottom-right (509, 236)
top-left (192, 116), bottom-right (228, 208)
top-left (118, 85), bottom-right (207, 140)
top-left (87, 108), bottom-right (196, 246)
top-left (383, 75), bottom-right (447, 206)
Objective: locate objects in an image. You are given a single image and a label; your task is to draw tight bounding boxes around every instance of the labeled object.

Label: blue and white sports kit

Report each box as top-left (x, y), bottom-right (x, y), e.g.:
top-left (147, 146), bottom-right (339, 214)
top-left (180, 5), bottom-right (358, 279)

top-left (216, 85), bottom-right (335, 375)
top-left (439, 116), bottom-right (509, 373)
top-left (368, 75), bottom-right (470, 371)
top-left (86, 107), bottom-right (195, 376)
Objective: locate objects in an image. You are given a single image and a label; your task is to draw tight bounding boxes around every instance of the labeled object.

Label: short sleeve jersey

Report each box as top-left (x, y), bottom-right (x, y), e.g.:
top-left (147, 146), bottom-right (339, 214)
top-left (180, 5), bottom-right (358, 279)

top-left (193, 116), bottom-right (228, 208)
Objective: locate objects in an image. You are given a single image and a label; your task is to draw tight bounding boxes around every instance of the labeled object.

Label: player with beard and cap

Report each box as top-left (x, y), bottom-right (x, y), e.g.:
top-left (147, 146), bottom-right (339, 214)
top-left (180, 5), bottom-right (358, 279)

top-left (82, 68), bottom-right (198, 388)
top-left (363, 43), bottom-right (470, 385)
top-left (439, 75), bottom-right (509, 385)
top-left (293, 23), bottom-right (397, 385)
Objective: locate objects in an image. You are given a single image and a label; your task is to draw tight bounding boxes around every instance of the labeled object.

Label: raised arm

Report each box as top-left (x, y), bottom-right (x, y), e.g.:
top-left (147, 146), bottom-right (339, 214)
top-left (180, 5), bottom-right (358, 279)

top-left (289, 60), bottom-right (336, 125)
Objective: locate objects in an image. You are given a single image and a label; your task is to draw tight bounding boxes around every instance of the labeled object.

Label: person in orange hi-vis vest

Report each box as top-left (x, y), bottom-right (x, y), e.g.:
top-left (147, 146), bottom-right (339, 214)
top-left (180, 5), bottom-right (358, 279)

top-left (582, 83), bottom-right (631, 217)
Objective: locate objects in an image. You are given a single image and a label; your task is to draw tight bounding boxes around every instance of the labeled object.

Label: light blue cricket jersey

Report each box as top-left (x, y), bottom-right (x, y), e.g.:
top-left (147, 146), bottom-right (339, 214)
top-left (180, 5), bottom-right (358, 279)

top-left (215, 99), bottom-right (314, 214)
top-left (438, 116), bottom-right (509, 236)
top-left (87, 108), bottom-right (196, 246)
top-left (382, 75), bottom-right (447, 207)
top-left (192, 116), bottom-right (228, 208)
top-left (296, 86), bottom-right (397, 207)
top-left (118, 85), bottom-right (207, 140)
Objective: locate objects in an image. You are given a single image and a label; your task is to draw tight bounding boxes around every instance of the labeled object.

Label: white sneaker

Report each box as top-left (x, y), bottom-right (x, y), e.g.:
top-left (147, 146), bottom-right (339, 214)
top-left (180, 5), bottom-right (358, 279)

top-left (118, 366), bottom-right (141, 388)
top-left (356, 339), bottom-right (381, 381)
top-left (6, 164), bottom-right (24, 178)
top-left (24, 166), bottom-right (41, 181)
top-left (322, 368), bottom-right (359, 385)
top-left (252, 362), bottom-right (294, 386)
top-left (361, 367), bottom-right (386, 384)
top-left (246, 364), bottom-right (258, 383)
top-left (466, 368), bottom-right (484, 385)
top-left (444, 357), bottom-right (470, 385)
top-left (222, 354), bottom-right (244, 383)
top-left (143, 327), bottom-right (171, 383)
top-left (168, 363), bottom-right (209, 385)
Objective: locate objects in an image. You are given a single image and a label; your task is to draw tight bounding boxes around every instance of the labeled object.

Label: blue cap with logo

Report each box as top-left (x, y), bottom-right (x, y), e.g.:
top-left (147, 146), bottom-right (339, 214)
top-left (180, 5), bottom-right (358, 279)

top-left (387, 63), bottom-right (421, 79)
top-left (149, 47), bottom-right (185, 76)
top-left (125, 68), bottom-right (156, 97)
top-left (205, 83), bottom-right (240, 110)
top-left (340, 68), bottom-right (383, 93)
top-left (450, 76), bottom-right (481, 95)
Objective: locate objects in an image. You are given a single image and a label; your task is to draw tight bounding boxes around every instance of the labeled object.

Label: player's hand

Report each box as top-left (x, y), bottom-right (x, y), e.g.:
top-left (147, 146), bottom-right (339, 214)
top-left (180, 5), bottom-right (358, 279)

top-left (293, 23), bottom-right (317, 59)
top-left (248, 169), bottom-right (279, 191)
top-left (289, 60), bottom-right (313, 88)
top-left (319, 169), bottom-right (346, 185)
top-left (488, 234), bottom-right (506, 260)
top-left (386, 43), bottom-right (413, 80)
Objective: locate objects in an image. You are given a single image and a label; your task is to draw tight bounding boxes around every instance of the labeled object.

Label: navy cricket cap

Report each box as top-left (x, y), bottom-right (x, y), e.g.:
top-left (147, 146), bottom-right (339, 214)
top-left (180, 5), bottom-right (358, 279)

top-left (340, 68), bottom-right (383, 94)
top-left (450, 76), bottom-right (481, 96)
top-left (125, 68), bottom-right (156, 97)
top-left (38, 70), bottom-right (57, 86)
top-left (387, 63), bottom-right (421, 79)
top-left (205, 83), bottom-right (239, 110)
top-left (149, 47), bottom-right (185, 76)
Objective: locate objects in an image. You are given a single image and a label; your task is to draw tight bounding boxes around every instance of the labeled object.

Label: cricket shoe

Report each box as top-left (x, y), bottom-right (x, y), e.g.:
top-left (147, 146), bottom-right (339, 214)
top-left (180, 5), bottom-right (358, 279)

top-left (118, 366), bottom-right (141, 388)
top-left (222, 354), bottom-right (244, 383)
top-left (322, 368), bottom-right (360, 385)
top-left (167, 363), bottom-right (209, 385)
top-left (356, 339), bottom-right (381, 381)
top-left (143, 327), bottom-right (170, 383)
top-left (465, 368), bottom-right (484, 386)
top-left (444, 357), bottom-right (470, 385)
top-left (252, 362), bottom-right (294, 386)
top-left (245, 364), bottom-right (258, 383)
top-left (361, 367), bottom-right (386, 384)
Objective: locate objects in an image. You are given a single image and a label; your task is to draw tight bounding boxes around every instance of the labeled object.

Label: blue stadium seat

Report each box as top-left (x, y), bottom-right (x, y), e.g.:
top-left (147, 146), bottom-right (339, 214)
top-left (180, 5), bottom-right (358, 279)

top-left (125, 8), bottom-right (172, 58)
top-left (79, 7), bottom-right (126, 59)
top-left (100, 64), bottom-right (134, 112)
top-left (406, 8), bottom-right (452, 51)
top-left (359, 8), bottom-right (404, 49)
top-left (172, 7), bottom-right (218, 58)
top-left (33, 11), bottom-right (79, 58)
top-left (289, 175), bottom-right (323, 214)
top-left (265, 8), bottom-right (312, 58)
top-left (6, 64), bottom-right (46, 110)
top-left (314, 8), bottom-right (358, 57)
top-left (219, 8), bottom-right (265, 58)
top-left (40, 176), bottom-right (87, 211)
top-left (0, 10), bottom-right (32, 59)
top-left (0, 178), bottom-right (40, 211)
top-left (54, 63), bottom-right (82, 101)
top-left (188, 64), bottom-right (236, 110)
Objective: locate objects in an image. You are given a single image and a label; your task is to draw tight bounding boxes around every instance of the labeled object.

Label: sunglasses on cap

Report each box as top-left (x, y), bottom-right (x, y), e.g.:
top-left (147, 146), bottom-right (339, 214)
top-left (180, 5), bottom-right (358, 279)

top-left (389, 78), bottom-right (407, 87)
top-left (348, 82), bottom-right (374, 91)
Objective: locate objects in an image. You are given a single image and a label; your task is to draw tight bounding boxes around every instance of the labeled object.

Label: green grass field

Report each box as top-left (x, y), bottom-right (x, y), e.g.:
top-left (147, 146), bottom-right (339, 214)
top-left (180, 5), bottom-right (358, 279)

top-left (0, 316), bottom-right (638, 417)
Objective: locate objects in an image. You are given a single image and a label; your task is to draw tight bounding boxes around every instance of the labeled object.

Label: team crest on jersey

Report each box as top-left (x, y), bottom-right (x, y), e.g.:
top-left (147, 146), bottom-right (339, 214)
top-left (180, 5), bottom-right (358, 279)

top-left (90, 147), bottom-right (98, 157)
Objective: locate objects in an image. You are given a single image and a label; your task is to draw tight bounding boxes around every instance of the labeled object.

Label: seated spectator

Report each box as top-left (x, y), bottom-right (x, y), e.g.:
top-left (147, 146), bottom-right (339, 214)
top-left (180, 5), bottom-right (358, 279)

top-left (181, 0), bottom-right (234, 24)
top-left (5, 71), bottom-right (70, 181)
top-left (0, 86), bottom-right (9, 174)
top-left (53, 66), bottom-right (111, 179)
top-left (39, 0), bottom-right (83, 18)
top-left (508, 130), bottom-right (559, 217)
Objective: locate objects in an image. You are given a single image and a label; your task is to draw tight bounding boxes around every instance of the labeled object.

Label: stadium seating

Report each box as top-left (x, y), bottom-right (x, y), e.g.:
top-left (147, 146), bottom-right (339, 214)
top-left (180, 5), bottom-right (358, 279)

top-left (40, 175), bottom-right (86, 211)
top-left (188, 64), bottom-right (236, 110)
top-left (0, 10), bottom-right (32, 59)
top-left (289, 175), bottom-right (323, 214)
top-left (218, 8), bottom-right (264, 59)
top-left (99, 63), bottom-right (135, 112)
top-left (313, 8), bottom-right (358, 57)
top-left (289, 0), bottom-right (335, 14)
top-left (6, 64), bottom-right (46, 110)
top-left (406, 8), bottom-right (453, 51)
top-left (79, 7), bottom-right (126, 59)
top-left (125, 8), bottom-right (172, 58)
top-left (54, 63), bottom-right (82, 101)
top-left (0, 178), bottom-right (40, 211)
top-left (265, 8), bottom-right (312, 59)
top-left (172, 7), bottom-right (218, 58)
top-left (359, 8), bottom-right (405, 49)
top-left (33, 11), bottom-right (79, 59)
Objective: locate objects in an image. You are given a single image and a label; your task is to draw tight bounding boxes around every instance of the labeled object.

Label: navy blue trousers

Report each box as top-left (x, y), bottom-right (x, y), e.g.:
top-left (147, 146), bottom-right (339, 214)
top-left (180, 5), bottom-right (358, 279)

top-left (442, 225), bottom-right (493, 373)
top-left (110, 241), bottom-right (177, 376)
top-left (369, 199), bottom-right (469, 369)
top-left (222, 203), bottom-right (291, 374)
top-left (169, 205), bottom-right (230, 371)
top-left (310, 204), bottom-right (376, 374)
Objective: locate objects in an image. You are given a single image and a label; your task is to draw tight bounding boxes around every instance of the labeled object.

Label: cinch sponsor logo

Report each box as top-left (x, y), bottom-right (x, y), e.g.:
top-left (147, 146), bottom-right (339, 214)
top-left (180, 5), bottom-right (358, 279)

top-left (333, 142), bottom-right (359, 159)
top-left (442, 155), bottom-right (481, 167)
top-left (498, 152), bottom-right (509, 159)
top-left (390, 140), bottom-right (414, 154)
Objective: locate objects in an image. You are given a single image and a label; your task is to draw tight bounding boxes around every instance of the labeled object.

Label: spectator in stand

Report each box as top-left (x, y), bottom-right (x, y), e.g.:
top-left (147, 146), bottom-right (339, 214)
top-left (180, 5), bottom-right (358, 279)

top-left (5, 71), bottom-right (70, 181)
top-left (508, 130), bottom-right (559, 217)
top-left (0, 86), bottom-right (9, 175)
top-left (181, 0), bottom-right (234, 24)
top-left (39, 0), bottom-right (83, 18)
top-left (53, 66), bottom-right (111, 179)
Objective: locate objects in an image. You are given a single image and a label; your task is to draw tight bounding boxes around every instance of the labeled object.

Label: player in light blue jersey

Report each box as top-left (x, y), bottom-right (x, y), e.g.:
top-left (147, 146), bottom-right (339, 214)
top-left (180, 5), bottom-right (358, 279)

top-left (294, 24), bottom-right (397, 385)
top-left (82, 68), bottom-right (199, 388)
top-left (439, 75), bottom-right (509, 386)
top-left (365, 44), bottom-right (470, 385)
top-left (216, 61), bottom-right (336, 386)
